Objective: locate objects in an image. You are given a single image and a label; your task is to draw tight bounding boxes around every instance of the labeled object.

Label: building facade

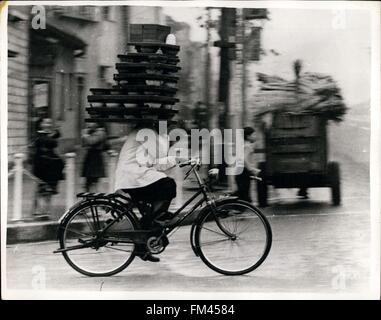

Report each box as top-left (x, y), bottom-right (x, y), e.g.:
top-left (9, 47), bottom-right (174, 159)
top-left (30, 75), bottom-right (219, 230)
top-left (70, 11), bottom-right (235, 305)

top-left (7, 5), bottom-right (164, 161)
top-left (7, 7), bottom-right (30, 161)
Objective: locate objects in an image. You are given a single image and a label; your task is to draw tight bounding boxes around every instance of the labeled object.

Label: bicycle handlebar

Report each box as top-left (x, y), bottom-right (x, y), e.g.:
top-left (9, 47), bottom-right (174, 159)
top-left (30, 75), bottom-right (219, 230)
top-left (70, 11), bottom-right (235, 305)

top-left (179, 159), bottom-right (262, 180)
top-left (251, 176), bottom-right (262, 181)
top-left (178, 158), bottom-right (201, 168)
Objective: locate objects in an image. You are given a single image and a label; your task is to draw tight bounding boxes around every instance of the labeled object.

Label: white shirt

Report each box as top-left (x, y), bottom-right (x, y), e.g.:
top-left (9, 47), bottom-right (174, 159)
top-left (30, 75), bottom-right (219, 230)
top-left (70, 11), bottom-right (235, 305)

top-left (234, 140), bottom-right (257, 175)
top-left (244, 140), bottom-right (256, 170)
top-left (114, 129), bottom-right (177, 190)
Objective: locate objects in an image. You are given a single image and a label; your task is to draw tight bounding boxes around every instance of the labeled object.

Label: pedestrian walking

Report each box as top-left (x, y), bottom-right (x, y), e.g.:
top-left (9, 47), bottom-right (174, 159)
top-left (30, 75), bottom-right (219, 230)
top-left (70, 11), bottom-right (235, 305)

top-left (81, 123), bottom-right (108, 192)
top-left (32, 118), bottom-right (64, 218)
top-left (234, 126), bottom-right (260, 203)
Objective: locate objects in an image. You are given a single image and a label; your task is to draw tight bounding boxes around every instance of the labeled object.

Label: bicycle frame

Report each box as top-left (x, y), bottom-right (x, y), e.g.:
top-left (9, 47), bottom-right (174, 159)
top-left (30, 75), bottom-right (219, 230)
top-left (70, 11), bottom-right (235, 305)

top-left (107, 163), bottom-right (214, 238)
top-left (55, 163), bottom-right (224, 253)
top-left (98, 164), bottom-right (218, 243)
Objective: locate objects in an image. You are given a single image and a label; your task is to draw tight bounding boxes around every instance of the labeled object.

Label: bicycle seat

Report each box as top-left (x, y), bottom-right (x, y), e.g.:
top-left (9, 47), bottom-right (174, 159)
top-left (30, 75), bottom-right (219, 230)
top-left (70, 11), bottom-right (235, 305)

top-left (76, 192), bottom-right (107, 199)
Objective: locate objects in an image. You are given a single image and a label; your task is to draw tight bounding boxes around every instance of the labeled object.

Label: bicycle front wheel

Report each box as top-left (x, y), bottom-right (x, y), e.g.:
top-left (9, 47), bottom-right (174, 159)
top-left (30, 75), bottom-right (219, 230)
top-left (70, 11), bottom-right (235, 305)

top-left (58, 199), bottom-right (137, 277)
top-left (195, 200), bottom-right (272, 275)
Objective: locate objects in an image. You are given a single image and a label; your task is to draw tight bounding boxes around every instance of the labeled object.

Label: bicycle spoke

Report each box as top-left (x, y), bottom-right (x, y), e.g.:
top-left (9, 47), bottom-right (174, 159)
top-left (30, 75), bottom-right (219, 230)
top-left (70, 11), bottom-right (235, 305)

top-left (104, 245), bottom-right (134, 253)
top-left (216, 216), bottom-right (236, 235)
top-left (200, 225), bottom-right (228, 238)
top-left (61, 200), bottom-right (136, 276)
top-left (81, 211), bottom-right (96, 233)
top-left (225, 217), bottom-right (238, 234)
top-left (64, 228), bottom-right (93, 238)
top-left (234, 215), bottom-right (239, 233)
top-left (93, 205), bottom-right (100, 230)
top-left (236, 225), bottom-right (253, 237)
top-left (197, 237), bottom-right (232, 247)
top-left (197, 202), bottom-right (271, 275)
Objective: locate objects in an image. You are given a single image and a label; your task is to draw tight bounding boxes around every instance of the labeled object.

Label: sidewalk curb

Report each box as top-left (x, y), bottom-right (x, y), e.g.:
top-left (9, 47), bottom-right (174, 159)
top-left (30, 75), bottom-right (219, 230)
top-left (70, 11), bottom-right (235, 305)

top-left (7, 221), bottom-right (59, 245)
top-left (6, 210), bottom-right (200, 245)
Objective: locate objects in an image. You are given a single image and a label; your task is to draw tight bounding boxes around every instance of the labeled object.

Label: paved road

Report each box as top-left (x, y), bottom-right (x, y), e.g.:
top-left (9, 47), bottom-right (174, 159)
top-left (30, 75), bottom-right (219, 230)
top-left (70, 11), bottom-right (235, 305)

top-left (5, 208), bottom-right (371, 295)
top-left (4, 111), bottom-right (376, 297)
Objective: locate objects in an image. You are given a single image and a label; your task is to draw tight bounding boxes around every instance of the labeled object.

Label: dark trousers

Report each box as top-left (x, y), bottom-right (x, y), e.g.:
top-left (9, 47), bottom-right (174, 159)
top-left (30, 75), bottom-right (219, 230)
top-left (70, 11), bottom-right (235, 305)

top-left (235, 167), bottom-right (252, 202)
top-left (123, 177), bottom-right (177, 228)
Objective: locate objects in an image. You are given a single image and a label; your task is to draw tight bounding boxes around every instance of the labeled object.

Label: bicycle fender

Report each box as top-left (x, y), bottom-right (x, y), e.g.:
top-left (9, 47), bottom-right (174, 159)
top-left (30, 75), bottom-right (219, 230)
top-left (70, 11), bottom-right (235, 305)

top-left (56, 198), bottom-right (140, 243)
top-left (58, 197), bottom-right (137, 226)
top-left (57, 199), bottom-right (91, 225)
top-left (190, 223), bottom-right (199, 256)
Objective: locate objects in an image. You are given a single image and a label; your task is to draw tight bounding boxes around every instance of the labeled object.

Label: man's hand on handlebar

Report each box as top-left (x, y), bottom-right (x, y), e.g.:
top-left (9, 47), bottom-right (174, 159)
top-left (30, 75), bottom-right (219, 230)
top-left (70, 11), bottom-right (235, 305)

top-left (250, 175), bottom-right (262, 181)
top-left (178, 158), bottom-right (201, 168)
top-left (175, 156), bottom-right (189, 165)
top-left (250, 168), bottom-right (262, 181)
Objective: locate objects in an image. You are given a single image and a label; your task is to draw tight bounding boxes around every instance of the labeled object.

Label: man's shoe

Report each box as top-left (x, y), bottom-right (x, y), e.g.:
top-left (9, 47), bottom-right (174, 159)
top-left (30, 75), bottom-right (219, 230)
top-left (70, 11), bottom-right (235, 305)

top-left (155, 211), bottom-right (179, 226)
top-left (135, 244), bottom-right (160, 262)
top-left (139, 252), bottom-right (160, 263)
top-left (156, 211), bottom-right (177, 221)
top-left (297, 189), bottom-right (309, 199)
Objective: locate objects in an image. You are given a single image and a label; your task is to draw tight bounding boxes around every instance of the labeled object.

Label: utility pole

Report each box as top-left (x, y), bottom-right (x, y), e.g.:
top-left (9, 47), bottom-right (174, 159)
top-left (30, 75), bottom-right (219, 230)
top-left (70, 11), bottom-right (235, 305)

top-left (242, 18), bottom-right (248, 127)
top-left (242, 8), bottom-right (269, 126)
top-left (213, 8), bottom-right (236, 182)
top-left (230, 7), bottom-right (244, 131)
top-left (205, 7), bottom-right (213, 129)
top-left (215, 8), bottom-right (236, 129)
top-left (214, 8), bottom-right (268, 184)
top-left (226, 8), bottom-right (245, 191)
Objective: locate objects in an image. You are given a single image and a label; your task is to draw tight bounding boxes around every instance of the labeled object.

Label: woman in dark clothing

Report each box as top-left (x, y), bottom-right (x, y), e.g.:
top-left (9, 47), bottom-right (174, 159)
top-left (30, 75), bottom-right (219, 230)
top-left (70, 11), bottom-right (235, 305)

top-left (81, 123), bottom-right (107, 192)
top-left (32, 118), bottom-right (64, 216)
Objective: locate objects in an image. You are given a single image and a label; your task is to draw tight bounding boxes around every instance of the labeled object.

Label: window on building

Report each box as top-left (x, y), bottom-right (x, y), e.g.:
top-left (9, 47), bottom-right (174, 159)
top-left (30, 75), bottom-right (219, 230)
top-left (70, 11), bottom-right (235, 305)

top-left (102, 7), bottom-right (110, 21)
top-left (55, 6), bottom-right (99, 22)
top-left (30, 79), bottom-right (51, 139)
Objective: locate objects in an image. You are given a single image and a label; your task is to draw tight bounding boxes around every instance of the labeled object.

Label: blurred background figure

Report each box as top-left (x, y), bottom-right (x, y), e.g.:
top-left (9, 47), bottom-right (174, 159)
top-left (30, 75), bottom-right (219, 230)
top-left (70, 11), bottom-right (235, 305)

top-left (234, 126), bottom-right (259, 203)
top-left (81, 123), bottom-right (108, 192)
top-left (32, 118), bottom-right (64, 218)
top-left (192, 101), bottom-right (209, 129)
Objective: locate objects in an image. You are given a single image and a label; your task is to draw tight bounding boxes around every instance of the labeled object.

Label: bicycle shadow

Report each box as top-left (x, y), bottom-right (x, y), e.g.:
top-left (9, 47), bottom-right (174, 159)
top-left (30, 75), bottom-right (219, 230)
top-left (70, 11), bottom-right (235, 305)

top-left (85, 268), bottom-right (302, 293)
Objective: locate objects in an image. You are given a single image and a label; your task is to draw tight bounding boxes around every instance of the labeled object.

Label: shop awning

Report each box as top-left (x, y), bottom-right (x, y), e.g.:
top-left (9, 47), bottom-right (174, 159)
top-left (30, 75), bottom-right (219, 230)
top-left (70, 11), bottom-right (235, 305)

top-left (30, 22), bottom-right (87, 54)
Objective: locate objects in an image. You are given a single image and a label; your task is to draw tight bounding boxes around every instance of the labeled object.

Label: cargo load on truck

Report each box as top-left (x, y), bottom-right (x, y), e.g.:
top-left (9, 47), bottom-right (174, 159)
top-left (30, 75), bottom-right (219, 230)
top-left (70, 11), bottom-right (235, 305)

top-left (253, 61), bottom-right (343, 207)
top-left (253, 60), bottom-right (348, 122)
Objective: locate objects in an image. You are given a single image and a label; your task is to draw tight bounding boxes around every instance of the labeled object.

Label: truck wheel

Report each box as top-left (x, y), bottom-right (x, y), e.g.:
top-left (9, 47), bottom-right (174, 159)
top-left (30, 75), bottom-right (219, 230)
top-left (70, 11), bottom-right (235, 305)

top-left (257, 162), bottom-right (268, 207)
top-left (328, 162), bottom-right (341, 206)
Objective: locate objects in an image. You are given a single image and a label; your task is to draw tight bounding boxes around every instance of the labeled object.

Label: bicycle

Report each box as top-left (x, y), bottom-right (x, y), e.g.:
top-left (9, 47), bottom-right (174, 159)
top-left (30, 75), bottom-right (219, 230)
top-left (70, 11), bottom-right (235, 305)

top-left (54, 158), bottom-right (272, 276)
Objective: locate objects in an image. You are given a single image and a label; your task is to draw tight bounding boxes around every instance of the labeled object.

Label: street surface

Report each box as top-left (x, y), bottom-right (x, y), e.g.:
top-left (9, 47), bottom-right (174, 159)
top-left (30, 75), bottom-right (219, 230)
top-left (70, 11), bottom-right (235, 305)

top-left (5, 109), bottom-right (375, 296)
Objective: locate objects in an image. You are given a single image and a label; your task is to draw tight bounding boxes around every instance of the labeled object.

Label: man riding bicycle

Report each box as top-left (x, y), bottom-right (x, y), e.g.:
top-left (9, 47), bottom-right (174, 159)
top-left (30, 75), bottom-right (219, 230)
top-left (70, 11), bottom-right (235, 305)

top-left (114, 123), bottom-right (185, 262)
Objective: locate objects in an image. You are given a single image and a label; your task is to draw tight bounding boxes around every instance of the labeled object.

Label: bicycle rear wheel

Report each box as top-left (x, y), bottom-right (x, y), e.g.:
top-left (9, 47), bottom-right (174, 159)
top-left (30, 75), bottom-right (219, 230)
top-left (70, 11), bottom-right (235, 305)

top-left (195, 200), bottom-right (272, 275)
top-left (58, 199), bottom-right (137, 277)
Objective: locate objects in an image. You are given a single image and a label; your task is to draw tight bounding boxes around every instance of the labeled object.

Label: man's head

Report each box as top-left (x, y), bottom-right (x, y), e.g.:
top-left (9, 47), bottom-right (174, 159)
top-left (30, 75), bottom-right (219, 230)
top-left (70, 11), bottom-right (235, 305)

top-left (243, 126), bottom-right (256, 143)
top-left (87, 122), bottom-right (98, 130)
top-left (40, 118), bottom-right (53, 132)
